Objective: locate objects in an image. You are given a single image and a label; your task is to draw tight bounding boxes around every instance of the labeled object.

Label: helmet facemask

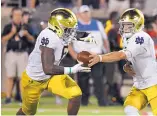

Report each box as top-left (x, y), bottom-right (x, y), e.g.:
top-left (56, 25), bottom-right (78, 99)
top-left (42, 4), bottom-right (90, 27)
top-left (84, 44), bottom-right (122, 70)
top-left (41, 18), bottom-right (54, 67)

top-left (119, 21), bottom-right (135, 38)
top-left (48, 22), bottom-right (77, 45)
top-left (60, 25), bottom-right (77, 45)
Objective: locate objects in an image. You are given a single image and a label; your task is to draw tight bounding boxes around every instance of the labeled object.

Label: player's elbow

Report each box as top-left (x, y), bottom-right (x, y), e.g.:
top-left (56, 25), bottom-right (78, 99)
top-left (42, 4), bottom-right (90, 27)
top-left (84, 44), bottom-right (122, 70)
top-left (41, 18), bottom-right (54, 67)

top-left (43, 65), bottom-right (52, 75)
top-left (119, 51), bottom-right (127, 60)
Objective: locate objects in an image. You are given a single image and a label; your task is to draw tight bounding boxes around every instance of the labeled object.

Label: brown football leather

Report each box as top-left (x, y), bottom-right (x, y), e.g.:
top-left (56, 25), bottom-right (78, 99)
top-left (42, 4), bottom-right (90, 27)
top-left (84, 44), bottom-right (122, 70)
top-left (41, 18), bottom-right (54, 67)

top-left (77, 51), bottom-right (92, 65)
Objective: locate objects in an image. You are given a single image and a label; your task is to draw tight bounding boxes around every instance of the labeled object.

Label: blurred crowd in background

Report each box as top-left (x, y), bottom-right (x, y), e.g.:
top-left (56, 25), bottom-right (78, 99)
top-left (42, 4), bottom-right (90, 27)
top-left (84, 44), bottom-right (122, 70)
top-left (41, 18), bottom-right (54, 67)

top-left (1, 0), bottom-right (157, 106)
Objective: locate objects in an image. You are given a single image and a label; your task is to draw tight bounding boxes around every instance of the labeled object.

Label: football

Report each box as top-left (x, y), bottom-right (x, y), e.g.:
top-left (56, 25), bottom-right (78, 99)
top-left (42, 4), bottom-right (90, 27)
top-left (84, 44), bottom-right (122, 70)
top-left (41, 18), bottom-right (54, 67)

top-left (77, 51), bottom-right (92, 65)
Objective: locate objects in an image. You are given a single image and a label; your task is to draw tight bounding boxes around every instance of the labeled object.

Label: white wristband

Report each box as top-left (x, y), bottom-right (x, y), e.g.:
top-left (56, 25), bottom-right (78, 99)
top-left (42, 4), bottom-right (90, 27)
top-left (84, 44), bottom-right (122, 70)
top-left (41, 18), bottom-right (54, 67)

top-left (98, 55), bottom-right (102, 62)
top-left (64, 67), bottom-right (71, 74)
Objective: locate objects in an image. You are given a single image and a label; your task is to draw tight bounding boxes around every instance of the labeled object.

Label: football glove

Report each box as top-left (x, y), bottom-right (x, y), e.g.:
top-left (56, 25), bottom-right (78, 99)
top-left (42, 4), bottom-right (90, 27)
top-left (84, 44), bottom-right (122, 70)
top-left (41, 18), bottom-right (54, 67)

top-left (64, 63), bottom-right (91, 74)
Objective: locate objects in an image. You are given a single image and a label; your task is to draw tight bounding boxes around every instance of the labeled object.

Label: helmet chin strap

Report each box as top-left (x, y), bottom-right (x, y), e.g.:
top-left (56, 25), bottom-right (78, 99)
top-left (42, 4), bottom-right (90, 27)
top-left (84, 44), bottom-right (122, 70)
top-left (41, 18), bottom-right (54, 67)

top-left (61, 31), bottom-right (76, 46)
top-left (61, 36), bottom-right (73, 46)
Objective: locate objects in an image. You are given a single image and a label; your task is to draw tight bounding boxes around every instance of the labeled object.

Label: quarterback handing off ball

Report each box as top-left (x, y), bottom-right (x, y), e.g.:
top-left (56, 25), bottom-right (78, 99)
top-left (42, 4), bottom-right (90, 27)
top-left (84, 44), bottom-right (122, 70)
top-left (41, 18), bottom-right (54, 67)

top-left (77, 51), bottom-right (92, 66)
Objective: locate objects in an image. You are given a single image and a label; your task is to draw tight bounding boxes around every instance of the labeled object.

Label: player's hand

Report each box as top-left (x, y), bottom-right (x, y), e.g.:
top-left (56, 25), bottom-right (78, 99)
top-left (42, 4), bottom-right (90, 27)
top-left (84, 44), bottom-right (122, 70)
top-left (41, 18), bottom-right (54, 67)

top-left (72, 63), bottom-right (91, 73)
top-left (88, 54), bottom-right (100, 67)
top-left (123, 62), bottom-right (136, 76)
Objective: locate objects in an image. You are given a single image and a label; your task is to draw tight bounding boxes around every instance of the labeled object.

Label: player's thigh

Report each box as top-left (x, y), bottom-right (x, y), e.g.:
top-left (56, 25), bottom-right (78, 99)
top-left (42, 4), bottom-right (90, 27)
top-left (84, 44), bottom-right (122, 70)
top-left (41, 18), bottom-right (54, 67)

top-left (5, 51), bottom-right (16, 77)
top-left (48, 75), bottom-right (82, 99)
top-left (143, 85), bottom-right (157, 115)
top-left (17, 52), bottom-right (28, 78)
top-left (21, 71), bottom-right (43, 115)
top-left (124, 87), bottom-right (148, 110)
top-left (149, 96), bottom-right (157, 115)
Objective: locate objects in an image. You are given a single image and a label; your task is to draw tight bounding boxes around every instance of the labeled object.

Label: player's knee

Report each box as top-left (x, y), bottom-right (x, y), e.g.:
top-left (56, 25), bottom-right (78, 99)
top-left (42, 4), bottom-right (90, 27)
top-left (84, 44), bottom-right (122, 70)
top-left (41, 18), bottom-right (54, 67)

top-left (69, 95), bottom-right (82, 104)
top-left (70, 91), bottom-right (82, 99)
top-left (72, 95), bottom-right (82, 101)
top-left (69, 86), bottom-right (82, 99)
top-left (124, 105), bottom-right (140, 116)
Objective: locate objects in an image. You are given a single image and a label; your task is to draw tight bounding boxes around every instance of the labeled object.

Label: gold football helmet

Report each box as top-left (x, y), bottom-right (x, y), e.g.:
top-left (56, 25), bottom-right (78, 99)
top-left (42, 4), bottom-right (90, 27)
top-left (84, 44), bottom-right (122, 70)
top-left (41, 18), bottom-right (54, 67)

top-left (119, 8), bottom-right (144, 38)
top-left (48, 8), bottom-right (77, 44)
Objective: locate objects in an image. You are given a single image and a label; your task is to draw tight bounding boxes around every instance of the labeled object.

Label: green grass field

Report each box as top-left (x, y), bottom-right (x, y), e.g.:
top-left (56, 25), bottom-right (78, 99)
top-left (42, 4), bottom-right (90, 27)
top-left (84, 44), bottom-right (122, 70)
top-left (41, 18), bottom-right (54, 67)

top-left (1, 96), bottom-right (152, 115)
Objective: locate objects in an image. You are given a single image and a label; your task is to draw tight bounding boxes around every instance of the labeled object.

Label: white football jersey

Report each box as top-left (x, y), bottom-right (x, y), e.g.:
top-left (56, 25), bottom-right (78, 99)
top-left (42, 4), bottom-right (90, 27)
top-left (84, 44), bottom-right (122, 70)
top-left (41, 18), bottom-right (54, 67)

top-left (26, 28), bottom-right (68, 80)
top-left (122, 31), bottom-right (157, 89)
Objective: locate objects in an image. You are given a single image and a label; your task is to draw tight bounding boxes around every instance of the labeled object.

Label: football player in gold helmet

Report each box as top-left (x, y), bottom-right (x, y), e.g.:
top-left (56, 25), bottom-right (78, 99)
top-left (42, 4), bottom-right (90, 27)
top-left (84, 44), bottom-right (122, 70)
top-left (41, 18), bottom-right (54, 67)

top-left (16, 8), bottom-right (93, 115)
top-left (89, 8), bottom-right (157, 115)
top-left (48, 8), bottom-right (77, 45)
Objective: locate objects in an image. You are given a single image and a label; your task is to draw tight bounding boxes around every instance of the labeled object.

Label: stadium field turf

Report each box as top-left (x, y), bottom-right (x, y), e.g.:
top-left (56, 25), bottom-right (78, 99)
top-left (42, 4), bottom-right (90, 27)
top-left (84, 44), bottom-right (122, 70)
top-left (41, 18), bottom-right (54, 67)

top-left (1, 96), bottom-right (151, 115)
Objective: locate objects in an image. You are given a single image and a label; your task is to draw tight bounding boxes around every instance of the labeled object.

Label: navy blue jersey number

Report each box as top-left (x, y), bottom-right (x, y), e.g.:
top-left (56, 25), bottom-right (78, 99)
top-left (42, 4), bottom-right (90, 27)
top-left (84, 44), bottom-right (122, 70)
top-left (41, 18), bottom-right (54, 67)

top-left (41, 37), bottom-right (49, 46)
top-left (135, 36), bottom-right (144, 45)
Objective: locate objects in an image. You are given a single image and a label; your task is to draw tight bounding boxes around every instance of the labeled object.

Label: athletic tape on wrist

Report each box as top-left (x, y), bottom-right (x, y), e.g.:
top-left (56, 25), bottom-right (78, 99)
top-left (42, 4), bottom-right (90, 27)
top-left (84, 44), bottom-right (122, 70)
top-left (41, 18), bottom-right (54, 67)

top-left (98, 55), bottom-right (102, 62)
top-left (69, 67), bottom-right (72, 74)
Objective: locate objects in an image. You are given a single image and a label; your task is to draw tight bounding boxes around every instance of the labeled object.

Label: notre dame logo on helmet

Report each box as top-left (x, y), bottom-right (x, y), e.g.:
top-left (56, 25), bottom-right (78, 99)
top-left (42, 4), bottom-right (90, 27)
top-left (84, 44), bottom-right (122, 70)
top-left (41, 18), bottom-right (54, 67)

top-left (41, 37), bottom-right (49, 46)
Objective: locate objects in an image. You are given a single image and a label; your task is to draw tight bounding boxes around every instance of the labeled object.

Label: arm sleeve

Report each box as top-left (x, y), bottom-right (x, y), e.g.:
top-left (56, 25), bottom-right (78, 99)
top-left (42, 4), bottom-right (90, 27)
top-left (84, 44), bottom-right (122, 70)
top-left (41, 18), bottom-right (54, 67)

top-left (97, 21), bottom-right (108, 40)
top-left (39, 30), bottom-right (57, 49)
top-left (122, 36), bottom-right (147, 58)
